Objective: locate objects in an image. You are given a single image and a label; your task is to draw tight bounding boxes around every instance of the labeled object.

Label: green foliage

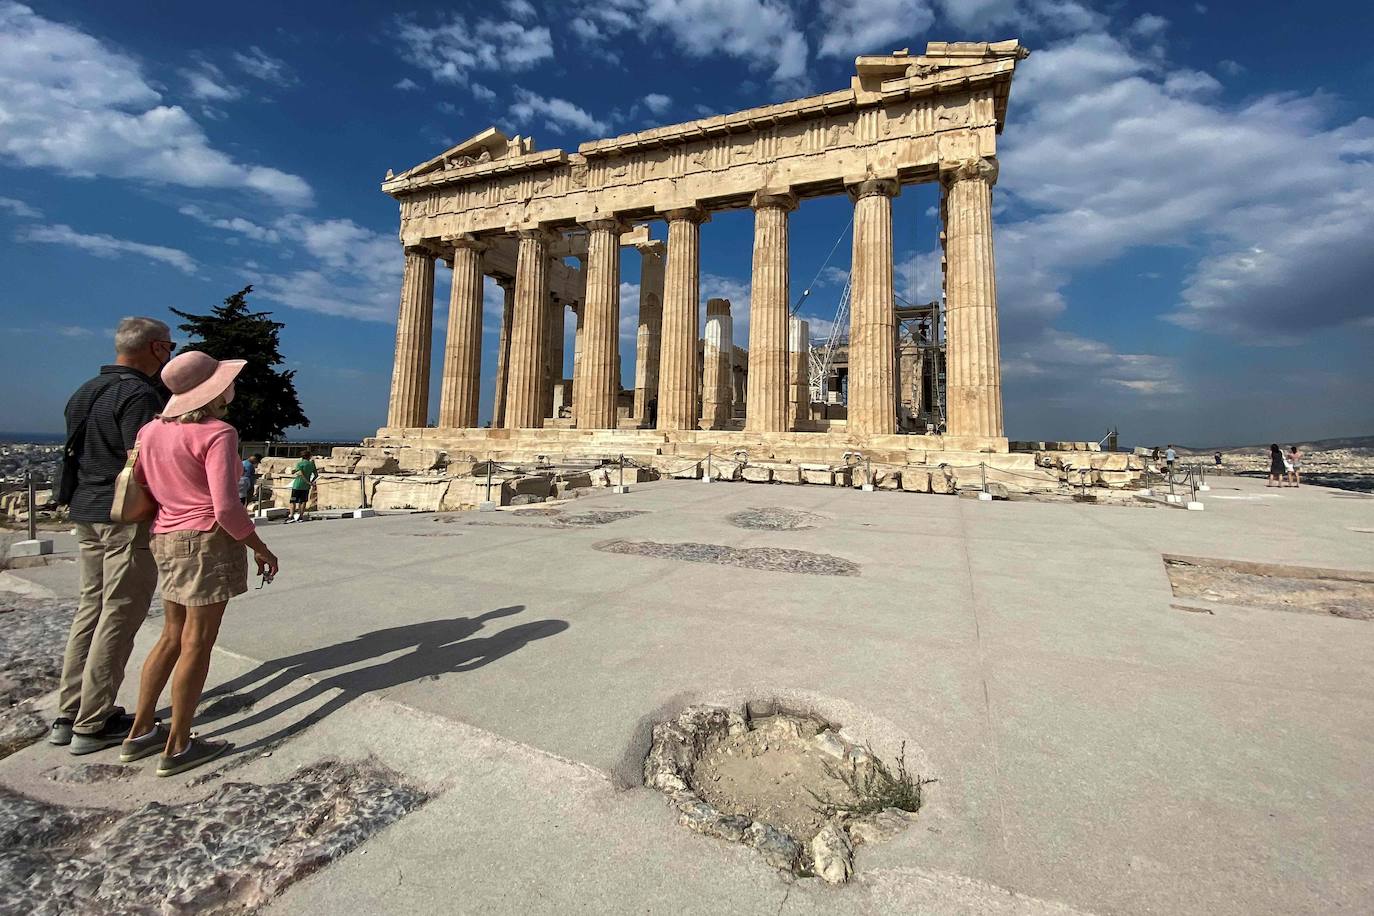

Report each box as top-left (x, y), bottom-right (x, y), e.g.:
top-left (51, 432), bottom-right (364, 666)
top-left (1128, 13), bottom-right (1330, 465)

top-left (171, 286), bottom-right (309, 441)
top-left (809, 742), bottom-right (936, 819)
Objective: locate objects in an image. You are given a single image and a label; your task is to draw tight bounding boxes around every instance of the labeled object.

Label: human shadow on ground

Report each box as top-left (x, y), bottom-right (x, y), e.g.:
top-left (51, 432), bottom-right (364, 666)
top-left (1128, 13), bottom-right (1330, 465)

top-left (203, 614), bottom-right (569, 752)
top-left (194, 606), bottom-right (526, 723)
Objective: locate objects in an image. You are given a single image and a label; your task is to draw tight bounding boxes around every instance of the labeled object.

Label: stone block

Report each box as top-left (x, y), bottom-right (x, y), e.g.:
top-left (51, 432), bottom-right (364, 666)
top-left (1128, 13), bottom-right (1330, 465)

top-left (510, 475), bottom-right (553, 498)
top-left (706, 460), bottom-right (742, 481)
top-left (314, 474), bottom-right (366, 510)
top-left (558, 472), bottom-right (593, 489)
top-left (741, 466), bottom-right (773, 483)
top-left (852, 467), bottom-right (899, 490)
top-left (900, 469), bottom-right (931, 493)
top-left (350, 508), bottom-right (377, 519)
top-left (355, 456), bottom-right (401, 475)
top-left (985, 481), bottom-right (1010, 500)
top-left (368, 476), bottom-right (450, 511)
top-left (396, 448), bottom-right (445, 472)
top-left (930, 469), bottom-right (956, 494)
top-left (799, 466), bottom-right (833, 485)
top-left (1093, 470), bottom-right (1138, 489)
top-left (772, 465), bottom-right (803, 484)
top-left (669, 461), bottom-right (702, 480)
top-left (7, 539), bottom-right (53, 558)
top-left (256, 508), bottom-right (289, 520)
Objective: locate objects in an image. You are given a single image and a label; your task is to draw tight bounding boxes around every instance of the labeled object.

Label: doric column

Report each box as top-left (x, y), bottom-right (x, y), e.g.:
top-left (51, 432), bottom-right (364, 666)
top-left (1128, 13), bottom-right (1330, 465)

top-left (656, 207), bottom-right (708, 431)
top-left (503, 229), bottom-right (554, 429)
top-left (941, 157), bottom-right (1004, 439)
top-left (702, 298), bottom-right (733, 429)
top-left (846, 177), bottom-right (899, 438)
top-left (437, 237), bottom-right (486, 429)
top-left (789, 316), bottom-right (810, 430)
top-left (491, 277), bottom-right (515, 427)
top-left (632, 240), bottom-right (665, 425)
top-left (573, 218), bottom-right (625, 429)
top-left (386, 245), bottom-right (436, 429)
top-left (744, 190), bottom-right (795, 433)
top-left (543, 289), bottom-right (565, 420)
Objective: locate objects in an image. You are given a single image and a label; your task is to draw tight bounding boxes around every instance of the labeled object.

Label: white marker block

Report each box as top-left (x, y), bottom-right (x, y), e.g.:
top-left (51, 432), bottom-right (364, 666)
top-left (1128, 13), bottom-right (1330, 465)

top-left (1186, 501), bottom-right (1205, 511)
top-left (7, 539), bottom-right (53, 558)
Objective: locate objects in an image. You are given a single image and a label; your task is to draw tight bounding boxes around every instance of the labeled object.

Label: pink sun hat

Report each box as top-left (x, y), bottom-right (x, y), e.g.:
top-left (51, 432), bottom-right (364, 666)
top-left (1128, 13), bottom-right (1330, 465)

top-left (161, 351), bottom-right (246, 417)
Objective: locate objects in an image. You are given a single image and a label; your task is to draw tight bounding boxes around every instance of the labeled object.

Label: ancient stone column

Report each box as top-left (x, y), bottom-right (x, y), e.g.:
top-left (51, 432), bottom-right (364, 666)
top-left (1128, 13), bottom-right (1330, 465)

top-left (437, 238), bottom-right (485, 429)
top-left (789, 316), bottom-right (810, 430)
top-left (656, 207), bottom-right (708, 431)
top-left (573, 219), bottom-right (624, 429)
top-left (702, 298), bottom-right (733, 429)
top-left (491, 277), bottom-right (515, 428)
top-left (543, 292), bottom-right (565, 420)
top-left (503, 229), bottom-right (553, 429)
top-left (846, 178), bottom-right (899, 438)
top-left (386, 245), bottom-right (435, 429)
top-left (744, 190), bottom-right (796, 434)
top-left (632, 241), bottom-right (665, 425)
top-left (941, 158), bottom-right (1005, 439)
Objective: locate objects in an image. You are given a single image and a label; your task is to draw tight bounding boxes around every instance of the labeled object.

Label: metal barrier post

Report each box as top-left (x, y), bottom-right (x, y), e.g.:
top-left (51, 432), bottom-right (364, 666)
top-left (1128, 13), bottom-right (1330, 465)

top-left (479, 459), bottom-right (496, 512)
top-left (6, 469), bottom-right (53, 560)
top-left (704, 452), bottom-right (713, 483)
top-left (26, 470), bottom-right (37, 543)
top-left (978, 461), bottom-right (993, 501)
top-left (613, 454), bottom-right (630, 494)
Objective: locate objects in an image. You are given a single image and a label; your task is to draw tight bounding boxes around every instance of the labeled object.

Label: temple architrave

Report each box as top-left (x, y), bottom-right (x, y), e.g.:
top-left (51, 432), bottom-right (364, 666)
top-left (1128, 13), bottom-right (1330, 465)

top-left (374, 40), bottom-right (1027, 465)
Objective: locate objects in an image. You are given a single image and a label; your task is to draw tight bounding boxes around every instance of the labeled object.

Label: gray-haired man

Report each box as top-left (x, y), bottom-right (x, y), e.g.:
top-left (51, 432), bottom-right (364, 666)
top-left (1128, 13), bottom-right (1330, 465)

top-left (53, 317), bottom-right (172, 753)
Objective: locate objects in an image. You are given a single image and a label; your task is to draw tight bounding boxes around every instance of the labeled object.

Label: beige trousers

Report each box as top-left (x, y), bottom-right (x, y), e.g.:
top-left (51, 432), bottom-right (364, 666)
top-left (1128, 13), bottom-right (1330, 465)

top-left (59, 521), bottom-right (158, 734)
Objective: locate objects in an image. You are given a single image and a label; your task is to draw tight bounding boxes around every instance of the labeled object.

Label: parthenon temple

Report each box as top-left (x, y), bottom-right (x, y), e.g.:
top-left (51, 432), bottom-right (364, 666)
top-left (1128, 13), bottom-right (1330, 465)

top-left (375, 40), bottom-right (1028, 467)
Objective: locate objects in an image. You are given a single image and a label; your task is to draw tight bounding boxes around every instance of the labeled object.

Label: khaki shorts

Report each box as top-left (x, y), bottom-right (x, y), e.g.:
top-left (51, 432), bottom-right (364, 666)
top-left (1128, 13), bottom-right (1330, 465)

top-left (150, 527), bottom-right (248, 606)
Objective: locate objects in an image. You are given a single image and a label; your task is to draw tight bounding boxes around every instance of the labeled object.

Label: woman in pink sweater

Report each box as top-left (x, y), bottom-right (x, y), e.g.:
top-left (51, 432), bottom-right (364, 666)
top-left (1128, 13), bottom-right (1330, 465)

top-left (124, 351), bottom-right (279, 776)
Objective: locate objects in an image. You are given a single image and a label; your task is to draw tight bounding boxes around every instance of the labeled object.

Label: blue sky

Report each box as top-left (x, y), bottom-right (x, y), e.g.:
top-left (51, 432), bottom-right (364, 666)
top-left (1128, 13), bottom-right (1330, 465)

top-left (2, 0), bottom-right (1371, 445)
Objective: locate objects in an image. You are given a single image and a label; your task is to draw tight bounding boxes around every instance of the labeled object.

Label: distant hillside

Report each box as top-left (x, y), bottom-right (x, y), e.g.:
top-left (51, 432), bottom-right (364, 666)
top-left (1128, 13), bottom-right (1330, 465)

top-left (1176, 435), bottom-right (1374, 456)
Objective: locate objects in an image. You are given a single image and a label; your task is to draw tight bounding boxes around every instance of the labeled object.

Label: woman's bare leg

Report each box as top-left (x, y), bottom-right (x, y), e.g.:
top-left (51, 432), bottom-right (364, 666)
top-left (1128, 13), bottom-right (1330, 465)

top-left (166, 599), bottom-right (228, 756)
top-left (128, 601), bottom-right (186, 739)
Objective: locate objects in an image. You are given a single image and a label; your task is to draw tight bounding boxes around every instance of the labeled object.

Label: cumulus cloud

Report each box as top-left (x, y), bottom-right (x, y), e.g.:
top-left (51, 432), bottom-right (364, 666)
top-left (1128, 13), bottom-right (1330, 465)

top-left (181, 59), bottom-right (241, 102)
top-left (471, 82), bottom-right (498, 103)
top-left (509, 88), bottom-right (608, 136)
top-left (642, 92), bottom-right (672, 115)
top-left (18, 223), bottom-right (197, 274)
top-left (816, 0), bottom-right (934, 59)
top-left (179, 204), bottom-right (281, 243)
top-left (0, 3), bottom-right (312, 206)
top-left (254, 217), bottom-right (401, 321)
top-left (233, 46), bottom-right (295, 85)
top-left (396, 15), bottom-right (553, 83)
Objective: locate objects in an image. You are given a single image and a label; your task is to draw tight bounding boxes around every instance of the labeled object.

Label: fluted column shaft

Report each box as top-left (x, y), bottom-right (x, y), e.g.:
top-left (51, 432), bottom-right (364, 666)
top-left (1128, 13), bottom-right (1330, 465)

top-left (491, 278), bottom-right (515, 427)
top-left (574, 220), bottom-right (624, 429)
top-left (942, 158), bottom-right (1004, 438)
top-left (437, 240), bottom-right (485, 428)
top-left (503, 230), bottom-right (552, 429)
top-left (847, 178), bottom-right (899, 438)
top-left (789, 316), bottom-right (810, 429)
top-left (656, 208), bottom-right (707, 430)
top-left (543, 289), bottom-right (566, 419)
top-left (632, 241), bottom-right (665, 424)
top-left (386, 245), bottom-right (435, 428)
top-left (702, 298), bottom-right (733, 429)
top-left (744, 192), bottom-right (795, 433)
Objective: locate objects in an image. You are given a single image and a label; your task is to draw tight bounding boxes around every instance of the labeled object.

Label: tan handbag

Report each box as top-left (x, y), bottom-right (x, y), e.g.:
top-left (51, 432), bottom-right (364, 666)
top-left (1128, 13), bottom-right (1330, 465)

top-left (110, 439), bottom-right (157, 524)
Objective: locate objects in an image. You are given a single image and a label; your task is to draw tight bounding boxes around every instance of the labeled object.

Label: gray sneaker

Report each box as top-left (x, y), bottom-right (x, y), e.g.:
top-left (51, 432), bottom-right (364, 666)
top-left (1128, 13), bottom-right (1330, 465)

top-left (120, 722), bottom-right (168, 763)
top-left (48, 718), bottom-right (74, 746)
top-left (157, 737), bottom-right (231, 777)
top-left (69, 710), bottom-right (135, 756)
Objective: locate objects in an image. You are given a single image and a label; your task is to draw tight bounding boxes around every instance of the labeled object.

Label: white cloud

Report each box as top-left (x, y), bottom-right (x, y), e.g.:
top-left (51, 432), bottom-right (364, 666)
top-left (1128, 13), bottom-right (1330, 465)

top-left (570, 17), bottom-right (603, 42)
top-left (396, 15), bottom-right (553, 83)
top-left (233, 46), bottom-right (295, 85)
top-left (471, 82), bottom-right (497, 103)
top-left (509, 88), bottom-right (608, 136)
top-left (0, 196), bottom-right (41, 218)
top-left (816, 0), bottom-right (934, 59)
top-left (0, 3), bottom-right (313, 206)
top-left (643, 92), bottom-right (672, 115)
top-left (254, 216), bottom-right (401, 322)
top-left (18, 223), bottom-right (197, 274)
top-left (181, 60), bottom-right (241, 102)
top-left (641, 0), bottom-right (808, 84)
top-left (933, 0), bottom-right (1105, 33)
top-left (394, 77), bottom-right (420, 91)
top-left (179, 204), bottom-right (281, 243)
top-left (1128, 13), bottom-right (1169, 38)
top-left (505, 0), bottom-right (537, 20)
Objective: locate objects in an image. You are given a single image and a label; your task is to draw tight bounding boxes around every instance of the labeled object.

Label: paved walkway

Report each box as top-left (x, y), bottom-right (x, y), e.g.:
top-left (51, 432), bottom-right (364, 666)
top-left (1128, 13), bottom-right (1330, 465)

top-left (3, 476), bottom-right (1371, 914)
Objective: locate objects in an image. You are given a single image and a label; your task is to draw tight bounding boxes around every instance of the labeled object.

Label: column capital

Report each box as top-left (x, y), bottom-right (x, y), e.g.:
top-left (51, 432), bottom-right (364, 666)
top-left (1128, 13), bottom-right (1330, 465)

top-left (494, 274), bottom-right (516, 292)
top-left (658, 205), bottom-right (711, 225)
top-left (706, 297), bottom-right (732, 317)
top-left (441, 233), bottom-right (491, 252)
top-left (403, 243), bottom-right (437, 258)
top-left (940, 156), bottom-right (999, 187)
top-left (579, 217), bottom-right (631, 234)
top-left (633, 239), bottom-right (666, 258)
top-left (513, 226), bottom-right (559, 244)
top-left (750, 189), bottom-right (798, 212)
top-left (845, 177), bottom-right (900, 202)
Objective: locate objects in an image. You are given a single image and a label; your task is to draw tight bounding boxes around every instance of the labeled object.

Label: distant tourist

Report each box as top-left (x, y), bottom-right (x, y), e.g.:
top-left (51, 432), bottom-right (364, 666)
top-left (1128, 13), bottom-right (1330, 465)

top-left (1214, 451), bottom-right (1223, 467)
top-left (1267, 443), bottom-right (1286, 487)
top-left (1165, 444), bottom-right (1178, 475)
top-left (239, 452), bottom-right (262, 506)
top-left (1287, 445), bottom-right (1302, 487)
top-left (52, 317), bottom-right (171, 754)
top-left (122, 351), bottom-right (279, 776)
top-left (287, 451), bottom-right (318, 523)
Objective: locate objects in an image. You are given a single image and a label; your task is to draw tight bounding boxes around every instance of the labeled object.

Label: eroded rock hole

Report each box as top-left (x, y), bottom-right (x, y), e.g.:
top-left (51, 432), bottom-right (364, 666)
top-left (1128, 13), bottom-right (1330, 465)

top-left (596, 540), bottom-right (859, 576)
top-left (727, 507), bottom-right (823, 531)
top-left (645, 705), bottom-right (930, 883)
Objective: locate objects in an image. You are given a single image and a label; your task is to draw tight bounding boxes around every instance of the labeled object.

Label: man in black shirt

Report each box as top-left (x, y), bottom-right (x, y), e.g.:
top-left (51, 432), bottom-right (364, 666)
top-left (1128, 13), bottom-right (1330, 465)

top-left (53, 317), bottom-right (172, 754)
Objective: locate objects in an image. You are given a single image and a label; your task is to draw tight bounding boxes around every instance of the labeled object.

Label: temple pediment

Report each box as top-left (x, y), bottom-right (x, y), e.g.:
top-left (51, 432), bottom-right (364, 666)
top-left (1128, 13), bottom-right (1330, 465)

top-left (387, 128), bottom-right (539, 181)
